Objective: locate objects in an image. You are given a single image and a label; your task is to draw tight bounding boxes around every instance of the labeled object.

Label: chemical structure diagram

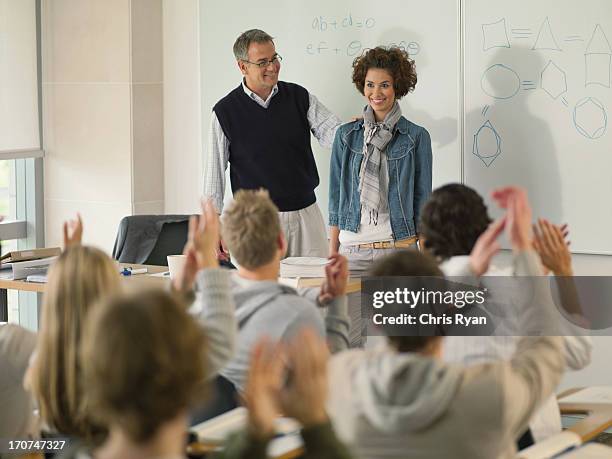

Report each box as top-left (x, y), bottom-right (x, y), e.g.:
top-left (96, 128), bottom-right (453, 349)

top-left (474, 17), bottom-right (610, 163)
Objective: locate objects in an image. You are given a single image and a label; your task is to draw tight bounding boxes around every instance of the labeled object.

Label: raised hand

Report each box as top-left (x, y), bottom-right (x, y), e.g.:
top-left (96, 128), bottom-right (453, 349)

top-left (469, 217), bottom-right (505, 276)
top-left (245, 338), bottom-right (284, 439)
top-left (279, 329), bottom-right (329, 427)
top-left (173, 200), bottom-right (220, 292)
top-left (63, 213), bottom-right (83, 248)
top-left (491, 187), bottom-right (532, 251)
top-left (318, 253), bottom-right (349, 304)
top-left (533, 219), bottom-right (573, 276)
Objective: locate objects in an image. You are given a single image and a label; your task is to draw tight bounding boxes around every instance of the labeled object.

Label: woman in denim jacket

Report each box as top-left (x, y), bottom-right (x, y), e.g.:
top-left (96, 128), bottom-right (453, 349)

top-left (328, 47), bottom-right (432, 345)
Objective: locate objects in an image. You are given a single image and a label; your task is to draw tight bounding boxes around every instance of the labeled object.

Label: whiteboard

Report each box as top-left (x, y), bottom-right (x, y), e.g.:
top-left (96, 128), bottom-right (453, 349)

top-left (464, 0), bottom-right (612, 254)
top-left (199, 0), bottom-right (461, 222)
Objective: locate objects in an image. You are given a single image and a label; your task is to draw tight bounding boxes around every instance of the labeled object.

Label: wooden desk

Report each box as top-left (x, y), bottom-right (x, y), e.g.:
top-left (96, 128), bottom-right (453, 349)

top-left (0, 267), bottom-right (361, 294)
top-left (558, 388), bottom-right (612, 442)
top-left (0, 264), bottom-right (168, 293)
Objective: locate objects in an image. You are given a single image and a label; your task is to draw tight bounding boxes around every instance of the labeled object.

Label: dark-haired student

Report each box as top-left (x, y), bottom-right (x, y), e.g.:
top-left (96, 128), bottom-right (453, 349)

top-left (326, 187), bottom-right (565, 459)
top-left (419, 183), bottom-right (591, 444)
top-left (59, 291), bottom-right (352, 459)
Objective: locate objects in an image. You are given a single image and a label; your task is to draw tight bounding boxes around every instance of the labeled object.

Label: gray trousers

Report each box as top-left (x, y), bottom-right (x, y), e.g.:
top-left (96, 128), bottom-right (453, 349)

top-left (279, 202), bottom-right (328, 258)
top-left (340, 244), bottom-right (417, 347)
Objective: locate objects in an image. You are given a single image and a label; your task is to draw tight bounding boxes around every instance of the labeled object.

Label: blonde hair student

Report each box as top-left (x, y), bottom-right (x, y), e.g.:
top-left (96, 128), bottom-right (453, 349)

top-left (222, 188), bottom-right (282, 269)
top-left (29, 246), bottom-right (121, 441)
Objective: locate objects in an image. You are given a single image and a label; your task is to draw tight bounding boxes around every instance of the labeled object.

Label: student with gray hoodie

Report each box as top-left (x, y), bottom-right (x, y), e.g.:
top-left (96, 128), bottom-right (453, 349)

top-left (326, 187), bottom-right (565, 459)
top-left (220, 189), bottom-right (350, 393)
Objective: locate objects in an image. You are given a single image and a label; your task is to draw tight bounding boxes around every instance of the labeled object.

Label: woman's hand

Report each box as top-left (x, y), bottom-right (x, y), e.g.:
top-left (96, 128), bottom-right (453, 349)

top-left (173, 200), bottom-right (220, 292)
top-left (63, 213), bottom-right (83, 248)
top-left (533, 219), bottom-right (573, 276)
top-left (245, 338), bottom-right (284, 439)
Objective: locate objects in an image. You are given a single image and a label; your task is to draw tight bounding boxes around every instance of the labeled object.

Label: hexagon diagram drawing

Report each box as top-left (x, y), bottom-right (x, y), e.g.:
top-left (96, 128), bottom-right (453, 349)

top-left (585, 24), bottom-right (612, 87)
top-left (473, 120), bottom-right (502, 167)
top-left (481, 64), bottom-right (521, 99)
top-left (482, 18), bottom-right (510, 51)
top-left (532, 17), bottom-right (562, 51)
top-left (540, 60), bottom-right (567, 99)
top-left (573, 97), bottom-right (607, 139)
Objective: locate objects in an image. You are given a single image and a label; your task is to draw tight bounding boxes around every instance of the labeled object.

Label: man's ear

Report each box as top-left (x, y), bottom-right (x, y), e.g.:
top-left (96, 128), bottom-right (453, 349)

top-left (278, 232), bottom-right (288, 258)
top-left (237, 60), bottom-right (247, 75)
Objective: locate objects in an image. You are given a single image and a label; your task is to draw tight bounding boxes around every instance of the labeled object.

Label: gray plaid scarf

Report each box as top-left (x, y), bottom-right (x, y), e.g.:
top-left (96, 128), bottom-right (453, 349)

top-left (359, 100), bottom-right (402, 225)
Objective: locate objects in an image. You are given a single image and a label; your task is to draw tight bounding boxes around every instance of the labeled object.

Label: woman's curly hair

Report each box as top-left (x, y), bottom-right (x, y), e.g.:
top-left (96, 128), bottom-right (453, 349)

top-left (419, 184), bottom-right (492, 260)
top-left (352, 47), bottom-right (417, 99)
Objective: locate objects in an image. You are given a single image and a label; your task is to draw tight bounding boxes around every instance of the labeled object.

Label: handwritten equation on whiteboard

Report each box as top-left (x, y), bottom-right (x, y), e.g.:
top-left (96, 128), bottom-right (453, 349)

top-left (305, 14), bottom-right (421, 58)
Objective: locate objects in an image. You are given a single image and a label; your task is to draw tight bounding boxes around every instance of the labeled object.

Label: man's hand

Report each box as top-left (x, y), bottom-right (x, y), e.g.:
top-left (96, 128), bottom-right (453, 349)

top-left (491, 187), bottom-right (532, 251)
top-left (280, 329), bottom-right (329, 427)
top-left (63, 213), bottom-right (83, 248)
top-left (469, 217), bottom-right (505, 276)
top-left (173, 200), bottom-right (220, 292)
top-left (245, 338), bottom-right (284, 439)
top-left (533, 219), bottom-right (573, 276)
top-left (318, 254), bottom-right (349, 304)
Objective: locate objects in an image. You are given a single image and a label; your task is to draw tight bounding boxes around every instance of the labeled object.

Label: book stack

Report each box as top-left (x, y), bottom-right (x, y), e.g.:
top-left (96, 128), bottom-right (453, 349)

top-left (0, 248), bottom-right (61, 281)
top-left (279, 257), bottom-right (329, 278)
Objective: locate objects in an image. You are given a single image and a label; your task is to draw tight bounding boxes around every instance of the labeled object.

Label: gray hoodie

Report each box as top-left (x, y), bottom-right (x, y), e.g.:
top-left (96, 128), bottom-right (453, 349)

top-left (221, 274), bottom-right (350, 392)
top-left (327, 250), bottom-right (565, 459)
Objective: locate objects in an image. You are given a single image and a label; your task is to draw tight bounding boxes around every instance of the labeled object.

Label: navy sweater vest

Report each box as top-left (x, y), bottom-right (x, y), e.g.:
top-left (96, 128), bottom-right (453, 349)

top-left (213, 81), bottom-right (319, 212)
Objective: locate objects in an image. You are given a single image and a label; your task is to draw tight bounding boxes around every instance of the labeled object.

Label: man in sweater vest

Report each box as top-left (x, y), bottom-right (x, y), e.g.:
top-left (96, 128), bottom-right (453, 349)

top-left (203, 29), bottom-right (342, 258)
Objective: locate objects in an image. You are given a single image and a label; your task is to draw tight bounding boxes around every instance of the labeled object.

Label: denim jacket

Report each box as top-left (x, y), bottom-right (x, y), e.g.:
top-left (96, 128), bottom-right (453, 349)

top-left (328, 117), bottom-right (432, 240)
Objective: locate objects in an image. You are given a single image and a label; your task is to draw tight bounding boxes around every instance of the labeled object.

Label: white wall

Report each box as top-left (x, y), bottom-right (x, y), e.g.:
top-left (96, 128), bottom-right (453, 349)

top-left (162, 0), bottom-right (202, 214)
top-left (43, 0), bottom-right (164, 252)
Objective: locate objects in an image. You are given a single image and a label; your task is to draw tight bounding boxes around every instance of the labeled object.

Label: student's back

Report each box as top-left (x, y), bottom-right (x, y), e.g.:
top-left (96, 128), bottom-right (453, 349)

top-left (220, 190), bottom-right (349, 393)
top-left (328, 331), bottom-right (563, 459)
top-left (221, 275), bottom-right (327, 391)
top-left (0, 324), bottom-right (37, 438)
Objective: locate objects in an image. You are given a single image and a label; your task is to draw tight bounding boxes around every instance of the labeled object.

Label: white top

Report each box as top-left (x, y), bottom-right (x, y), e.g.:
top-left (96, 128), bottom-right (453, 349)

top-left (339, 151), bottom-right (393, 246)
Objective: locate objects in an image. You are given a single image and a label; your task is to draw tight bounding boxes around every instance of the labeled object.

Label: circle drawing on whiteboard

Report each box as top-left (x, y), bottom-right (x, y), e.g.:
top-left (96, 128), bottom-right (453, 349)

top-left (573, 97), bottom-right (607, 139)
top-left (481, 64), bottom-right (521, 99)
top-left (473, 120), bottom-right (502, 167)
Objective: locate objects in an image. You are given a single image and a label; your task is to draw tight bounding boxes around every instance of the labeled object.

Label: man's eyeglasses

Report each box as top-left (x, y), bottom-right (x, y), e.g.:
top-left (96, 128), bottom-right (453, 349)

top-left (242, 54), bottom-right (283, 68)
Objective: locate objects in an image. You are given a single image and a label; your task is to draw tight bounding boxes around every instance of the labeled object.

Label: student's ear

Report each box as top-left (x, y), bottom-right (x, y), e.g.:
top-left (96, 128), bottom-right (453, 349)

top-left (278, 232), bottom-right (288, 258)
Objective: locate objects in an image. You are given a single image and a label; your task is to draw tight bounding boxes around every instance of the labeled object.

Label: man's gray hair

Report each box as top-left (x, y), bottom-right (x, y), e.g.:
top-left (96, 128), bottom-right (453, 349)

top-left (233, 29), bottom-right (274, 61)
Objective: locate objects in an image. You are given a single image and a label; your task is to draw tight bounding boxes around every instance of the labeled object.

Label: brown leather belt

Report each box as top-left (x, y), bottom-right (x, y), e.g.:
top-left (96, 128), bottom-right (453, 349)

top-left (357, 236), bottom-right (418, 249)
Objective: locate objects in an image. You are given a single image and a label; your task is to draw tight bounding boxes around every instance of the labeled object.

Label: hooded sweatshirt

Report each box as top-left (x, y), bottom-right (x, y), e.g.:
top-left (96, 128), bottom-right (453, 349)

top-left (220, 273), bottom-right (350, 392)
top-left (327, 250), bottom-right (565, 459)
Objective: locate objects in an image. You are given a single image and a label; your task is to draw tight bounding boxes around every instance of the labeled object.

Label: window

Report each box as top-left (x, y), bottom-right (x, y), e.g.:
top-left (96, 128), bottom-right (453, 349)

top-left (0, 0), bottom-right (44, 327)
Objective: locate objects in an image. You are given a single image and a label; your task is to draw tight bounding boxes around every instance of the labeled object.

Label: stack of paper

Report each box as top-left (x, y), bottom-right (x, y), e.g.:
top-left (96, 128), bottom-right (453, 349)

top-left (0, 256), bottom-right (57, 280)
top-left (280, 257), bottom-right (329, 278)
